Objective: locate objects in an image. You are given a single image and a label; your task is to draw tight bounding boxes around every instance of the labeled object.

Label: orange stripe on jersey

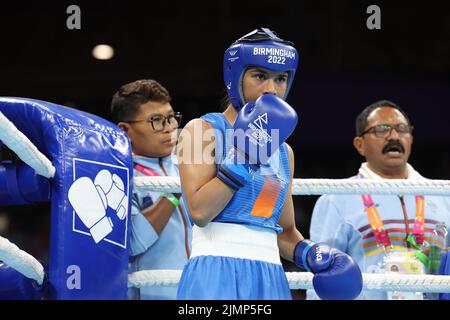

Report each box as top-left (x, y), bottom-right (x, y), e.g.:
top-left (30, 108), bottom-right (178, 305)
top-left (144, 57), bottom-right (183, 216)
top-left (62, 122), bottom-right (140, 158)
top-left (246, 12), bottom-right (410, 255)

top-left (250, 176), bottom-right (281, 219)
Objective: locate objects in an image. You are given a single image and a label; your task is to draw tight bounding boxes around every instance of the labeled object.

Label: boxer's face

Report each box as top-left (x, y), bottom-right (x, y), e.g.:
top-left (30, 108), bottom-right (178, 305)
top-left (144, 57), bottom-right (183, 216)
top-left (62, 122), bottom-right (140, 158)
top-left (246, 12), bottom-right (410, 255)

top-left (242, 67), bottom-right (288, 103)
top-left (119, 101), bottom-right (178, 158)
top-left (353, 107), bottom-right (413, 177)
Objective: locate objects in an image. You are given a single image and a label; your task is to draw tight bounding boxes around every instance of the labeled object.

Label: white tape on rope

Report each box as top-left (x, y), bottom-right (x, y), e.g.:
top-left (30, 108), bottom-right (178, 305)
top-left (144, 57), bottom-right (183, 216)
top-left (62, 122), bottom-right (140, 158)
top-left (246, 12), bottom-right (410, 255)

top-left (129, 270), bottom-right (450, 293)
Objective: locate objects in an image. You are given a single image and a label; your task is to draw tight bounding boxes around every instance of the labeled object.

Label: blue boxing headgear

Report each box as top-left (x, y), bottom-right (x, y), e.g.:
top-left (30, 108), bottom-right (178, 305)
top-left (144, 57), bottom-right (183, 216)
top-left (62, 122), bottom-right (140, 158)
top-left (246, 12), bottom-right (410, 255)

top-left (223, 27), bottom-right (299, 110)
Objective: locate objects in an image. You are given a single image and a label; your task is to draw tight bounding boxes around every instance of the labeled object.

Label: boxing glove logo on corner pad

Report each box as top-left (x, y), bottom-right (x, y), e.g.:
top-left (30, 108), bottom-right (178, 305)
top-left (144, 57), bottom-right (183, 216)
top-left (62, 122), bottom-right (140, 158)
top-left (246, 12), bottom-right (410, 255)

top-left (68, 159), bottom-right (129, 248)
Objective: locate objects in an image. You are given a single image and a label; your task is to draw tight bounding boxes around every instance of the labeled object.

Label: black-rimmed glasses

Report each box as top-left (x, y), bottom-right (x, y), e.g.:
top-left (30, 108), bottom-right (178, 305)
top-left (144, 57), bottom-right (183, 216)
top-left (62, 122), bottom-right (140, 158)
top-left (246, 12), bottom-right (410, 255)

top-left (360, 123), bottom-right (413, 138)
top-left (123, 112), bottom-right (182, 131)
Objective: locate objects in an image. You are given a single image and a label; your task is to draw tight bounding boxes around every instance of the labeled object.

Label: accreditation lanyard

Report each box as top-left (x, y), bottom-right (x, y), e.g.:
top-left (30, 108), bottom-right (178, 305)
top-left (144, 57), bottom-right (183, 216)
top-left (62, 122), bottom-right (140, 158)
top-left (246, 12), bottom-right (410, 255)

top-left (361, 194), bottom-right (425, 247)
top-left (134, 163), bottom-right (161, 177)
top-left (133, 153), bottom-right (169, 177)
top-left (411, 195), bottom-right (425, 245)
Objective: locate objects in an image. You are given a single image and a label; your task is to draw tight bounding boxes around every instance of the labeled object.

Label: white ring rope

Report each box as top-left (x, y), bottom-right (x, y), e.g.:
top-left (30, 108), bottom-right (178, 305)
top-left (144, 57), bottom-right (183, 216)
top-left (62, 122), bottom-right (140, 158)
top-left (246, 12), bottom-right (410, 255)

top-left (134, 176), bottom-right (450, 196)
top-left (286, 272), bottom-right (450, 292)
top-left (128, 270), bottom-right (181, 288)
top-left (0, 111), bottom-right (48, 288)
top-left (0, 111), bottom-right (55, 178)
top-left (132, 177), bottom-right (450, 294)
top-left (0, 117), bottom-right (449, 294)
top-left (0, 235), bottom-right (45, 285)
top-left (128, 270), bottom-right (450, 293)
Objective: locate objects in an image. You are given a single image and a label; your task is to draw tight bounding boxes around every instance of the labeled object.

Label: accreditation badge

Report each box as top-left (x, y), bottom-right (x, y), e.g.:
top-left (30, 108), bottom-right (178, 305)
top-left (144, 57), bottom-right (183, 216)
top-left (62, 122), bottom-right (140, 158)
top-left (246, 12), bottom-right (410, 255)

top-left (385, 250), bottom-right (426, 300)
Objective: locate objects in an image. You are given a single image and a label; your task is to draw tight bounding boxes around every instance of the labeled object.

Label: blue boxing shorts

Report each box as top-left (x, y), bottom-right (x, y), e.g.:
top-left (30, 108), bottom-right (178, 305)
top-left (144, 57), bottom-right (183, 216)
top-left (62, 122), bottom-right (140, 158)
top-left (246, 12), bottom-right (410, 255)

top-left (177, 222), bottom-right (291, 300)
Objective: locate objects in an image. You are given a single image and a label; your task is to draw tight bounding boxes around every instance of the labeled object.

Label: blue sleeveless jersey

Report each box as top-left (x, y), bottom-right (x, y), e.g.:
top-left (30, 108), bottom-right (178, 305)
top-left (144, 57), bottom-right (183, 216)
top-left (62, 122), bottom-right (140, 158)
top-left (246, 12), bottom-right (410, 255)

top-left (201, 113), bottom-right (290, 233)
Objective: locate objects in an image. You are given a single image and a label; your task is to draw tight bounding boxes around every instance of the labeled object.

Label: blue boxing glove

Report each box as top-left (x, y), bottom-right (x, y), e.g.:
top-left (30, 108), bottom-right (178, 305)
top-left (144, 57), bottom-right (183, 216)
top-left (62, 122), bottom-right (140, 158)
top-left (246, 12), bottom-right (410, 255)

top-left (217, 94), bottom-right (298, 190)
top-left (294, 240), bottom-right (363, 300)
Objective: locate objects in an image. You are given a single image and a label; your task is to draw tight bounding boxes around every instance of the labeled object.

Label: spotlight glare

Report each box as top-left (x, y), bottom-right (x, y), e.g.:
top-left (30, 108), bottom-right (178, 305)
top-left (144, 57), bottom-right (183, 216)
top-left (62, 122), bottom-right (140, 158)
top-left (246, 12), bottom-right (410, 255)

top-left (92, 44), bottom-right (114, 60)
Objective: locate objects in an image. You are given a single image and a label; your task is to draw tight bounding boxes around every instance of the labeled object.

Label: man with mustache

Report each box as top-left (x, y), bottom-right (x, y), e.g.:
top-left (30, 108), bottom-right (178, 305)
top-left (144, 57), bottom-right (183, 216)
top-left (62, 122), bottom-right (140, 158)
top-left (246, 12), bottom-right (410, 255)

top-left (307, 100), bottom-right (450, 300)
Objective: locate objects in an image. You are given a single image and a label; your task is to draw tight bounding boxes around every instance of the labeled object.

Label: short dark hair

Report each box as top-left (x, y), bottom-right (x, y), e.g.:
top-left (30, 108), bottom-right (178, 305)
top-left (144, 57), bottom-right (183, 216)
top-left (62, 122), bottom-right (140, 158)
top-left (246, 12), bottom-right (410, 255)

top-left (111, 79), bottom-right (171, 123)
top-left (355, 100), bottom-right (411, 136)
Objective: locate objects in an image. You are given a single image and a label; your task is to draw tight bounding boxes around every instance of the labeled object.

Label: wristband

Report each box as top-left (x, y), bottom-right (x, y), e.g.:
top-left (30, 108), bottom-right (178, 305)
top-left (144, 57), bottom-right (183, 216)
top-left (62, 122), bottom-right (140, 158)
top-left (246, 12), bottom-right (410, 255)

top-left (161, 193), bottom-right (179, 207)
top-left (293, 239), bottom-right (315, 272)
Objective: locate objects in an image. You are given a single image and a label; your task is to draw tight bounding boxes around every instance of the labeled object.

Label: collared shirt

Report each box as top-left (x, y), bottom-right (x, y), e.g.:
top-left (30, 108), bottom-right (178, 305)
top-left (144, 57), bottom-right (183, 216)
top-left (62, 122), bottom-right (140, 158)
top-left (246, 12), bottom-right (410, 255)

top-left (307, 164), bottom-right (450, 300)
top-left (128, 153), bottom-right (192, 300)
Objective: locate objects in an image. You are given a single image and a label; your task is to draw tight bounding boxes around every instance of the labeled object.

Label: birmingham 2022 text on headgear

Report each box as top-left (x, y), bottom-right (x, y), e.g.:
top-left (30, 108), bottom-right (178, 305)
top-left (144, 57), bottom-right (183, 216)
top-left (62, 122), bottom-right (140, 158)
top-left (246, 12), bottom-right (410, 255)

top-left (223, 27), bottom-right (299, 110)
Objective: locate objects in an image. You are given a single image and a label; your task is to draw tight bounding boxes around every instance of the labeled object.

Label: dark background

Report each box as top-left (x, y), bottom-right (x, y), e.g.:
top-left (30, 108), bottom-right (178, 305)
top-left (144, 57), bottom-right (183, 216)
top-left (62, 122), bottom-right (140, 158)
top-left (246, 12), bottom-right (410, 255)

top-left (0, 0), bottom-right (450, 298)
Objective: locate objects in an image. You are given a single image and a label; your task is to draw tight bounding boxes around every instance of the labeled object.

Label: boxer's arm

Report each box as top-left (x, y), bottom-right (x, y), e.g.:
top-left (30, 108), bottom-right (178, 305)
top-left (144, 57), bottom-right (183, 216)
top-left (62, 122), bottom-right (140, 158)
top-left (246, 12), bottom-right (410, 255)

top-left (277, 144), bottom-right (362, 300)
top-left (177, 119), bottom-right (234, 227)
top-left (277, 143), bottom-right (303, 261)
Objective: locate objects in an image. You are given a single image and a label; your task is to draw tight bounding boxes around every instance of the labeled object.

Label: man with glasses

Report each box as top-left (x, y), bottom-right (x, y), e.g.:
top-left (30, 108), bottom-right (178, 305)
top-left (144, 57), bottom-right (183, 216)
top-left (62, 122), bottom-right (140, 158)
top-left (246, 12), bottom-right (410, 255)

top-left (307, 100), bottom-right (450, 300)
top-left (111, 79), bottom-right (192, 300)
